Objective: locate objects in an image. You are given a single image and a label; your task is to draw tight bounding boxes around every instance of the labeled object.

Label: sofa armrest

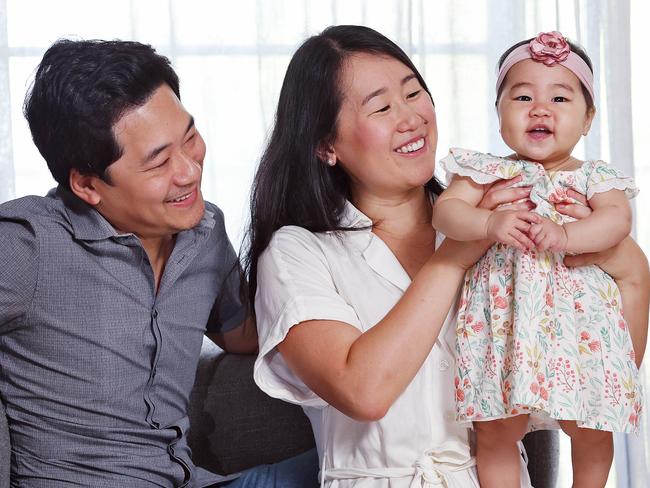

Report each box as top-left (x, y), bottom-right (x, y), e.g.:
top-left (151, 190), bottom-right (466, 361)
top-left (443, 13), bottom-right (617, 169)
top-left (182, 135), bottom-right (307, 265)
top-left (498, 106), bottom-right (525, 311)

top-left (188, 339), bottom-right (315, 475)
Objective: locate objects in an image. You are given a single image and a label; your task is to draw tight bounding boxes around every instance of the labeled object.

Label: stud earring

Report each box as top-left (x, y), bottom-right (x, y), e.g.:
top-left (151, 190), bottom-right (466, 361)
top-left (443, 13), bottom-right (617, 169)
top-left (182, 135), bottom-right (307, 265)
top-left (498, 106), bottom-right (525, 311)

top-left (327, 158), bottom-right (336, 166)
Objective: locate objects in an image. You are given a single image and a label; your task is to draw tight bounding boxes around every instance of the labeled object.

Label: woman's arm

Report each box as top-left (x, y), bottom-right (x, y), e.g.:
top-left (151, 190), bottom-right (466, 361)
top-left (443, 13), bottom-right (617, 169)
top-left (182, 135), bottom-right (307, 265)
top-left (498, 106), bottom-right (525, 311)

top-left (433, 175), bottom-right (539, 250)
top-left (277, 237), bottom-right (486, 421)
top-left (275, 178), bottom-right (534, 421)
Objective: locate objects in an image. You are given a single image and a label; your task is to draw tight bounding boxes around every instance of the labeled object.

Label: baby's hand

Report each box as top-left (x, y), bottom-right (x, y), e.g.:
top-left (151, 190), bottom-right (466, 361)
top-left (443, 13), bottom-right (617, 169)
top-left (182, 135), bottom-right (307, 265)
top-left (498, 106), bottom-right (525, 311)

top-left (528, 217), bottom-right (568, 252)
top-left (485, 210), bottom-right (540, 250)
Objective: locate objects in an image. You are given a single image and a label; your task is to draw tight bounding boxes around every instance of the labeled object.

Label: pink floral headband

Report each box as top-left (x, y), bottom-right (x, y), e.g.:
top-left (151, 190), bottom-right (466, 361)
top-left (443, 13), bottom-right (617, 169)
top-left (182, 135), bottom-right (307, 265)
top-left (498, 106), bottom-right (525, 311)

top-left (495, 31), bottom-right (594, 101)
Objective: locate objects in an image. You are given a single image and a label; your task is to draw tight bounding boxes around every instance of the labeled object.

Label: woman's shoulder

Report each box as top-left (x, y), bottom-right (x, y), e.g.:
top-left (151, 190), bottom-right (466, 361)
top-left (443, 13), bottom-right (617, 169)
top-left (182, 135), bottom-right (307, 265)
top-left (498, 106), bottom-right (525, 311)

top-left (267, 225), bottom-right (325, 251)
top-left (262, 225), bottom-right (335, 266)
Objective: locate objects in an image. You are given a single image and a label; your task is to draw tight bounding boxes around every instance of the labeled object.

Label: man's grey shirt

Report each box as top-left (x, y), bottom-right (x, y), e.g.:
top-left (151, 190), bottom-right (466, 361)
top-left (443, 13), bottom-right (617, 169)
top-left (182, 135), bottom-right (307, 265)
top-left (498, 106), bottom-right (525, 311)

top-left (0, 188), bottom-right (246, 487)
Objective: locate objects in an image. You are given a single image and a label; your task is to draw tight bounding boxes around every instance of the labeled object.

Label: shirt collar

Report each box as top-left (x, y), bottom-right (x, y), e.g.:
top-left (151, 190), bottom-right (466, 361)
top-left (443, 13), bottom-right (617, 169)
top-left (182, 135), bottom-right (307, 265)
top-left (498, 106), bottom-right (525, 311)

top-left (54, 187), bottom-right (121, 241)
top-left (339, 200), bottom-right (412, 291)
top-left (339, 200), bottom-right (373, 229)
top-left (53, 186), bottom-right (216, 242)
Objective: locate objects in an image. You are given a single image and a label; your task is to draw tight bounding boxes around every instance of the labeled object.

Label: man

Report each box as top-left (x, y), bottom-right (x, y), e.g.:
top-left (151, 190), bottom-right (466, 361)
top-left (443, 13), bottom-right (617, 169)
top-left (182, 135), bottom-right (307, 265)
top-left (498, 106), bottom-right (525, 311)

top-left (0, 39), bottom-right (316, 487)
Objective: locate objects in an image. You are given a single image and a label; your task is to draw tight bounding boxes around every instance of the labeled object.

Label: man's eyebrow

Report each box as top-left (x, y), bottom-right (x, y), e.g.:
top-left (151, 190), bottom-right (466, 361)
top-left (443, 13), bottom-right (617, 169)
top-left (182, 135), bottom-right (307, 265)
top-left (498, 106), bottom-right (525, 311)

top-left (141, 116), bottom-right (195, 165)
top-left (361, 74), bottom-right (418, 107)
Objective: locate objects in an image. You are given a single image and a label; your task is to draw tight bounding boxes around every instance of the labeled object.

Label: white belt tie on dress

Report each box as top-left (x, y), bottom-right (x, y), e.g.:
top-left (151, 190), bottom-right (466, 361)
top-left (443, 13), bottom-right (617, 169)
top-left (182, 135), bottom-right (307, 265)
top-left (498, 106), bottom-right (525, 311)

top-left (320, 446), bottom-right (477, 487)
top-left (412, 448), bottom-right (476, 487)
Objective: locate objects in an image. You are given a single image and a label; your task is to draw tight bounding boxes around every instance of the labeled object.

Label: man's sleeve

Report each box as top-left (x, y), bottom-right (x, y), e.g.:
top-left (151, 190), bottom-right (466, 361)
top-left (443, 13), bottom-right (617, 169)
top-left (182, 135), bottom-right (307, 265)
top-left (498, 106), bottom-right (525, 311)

top-left (205, 207), bottom-right (247, 335)
top-left (0, 219), bottom-right (38, 329)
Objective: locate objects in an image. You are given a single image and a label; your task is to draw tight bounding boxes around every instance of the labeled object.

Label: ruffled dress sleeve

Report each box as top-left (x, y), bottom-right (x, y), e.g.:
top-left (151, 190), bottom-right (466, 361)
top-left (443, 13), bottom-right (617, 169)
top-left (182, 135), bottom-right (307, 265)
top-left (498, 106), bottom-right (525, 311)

top-left (585, 160), bottom-right (639, 200)
top-left (253, 226), bottom-right (362, 408)
top-left (439, 147), bottom-right (524, 185)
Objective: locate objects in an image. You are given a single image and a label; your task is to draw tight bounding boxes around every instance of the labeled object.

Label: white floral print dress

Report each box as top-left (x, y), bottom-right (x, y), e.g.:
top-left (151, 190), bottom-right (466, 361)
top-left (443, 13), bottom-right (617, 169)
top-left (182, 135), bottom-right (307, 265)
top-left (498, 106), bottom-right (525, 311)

top-left (440, 148), bottom-right (643, 433)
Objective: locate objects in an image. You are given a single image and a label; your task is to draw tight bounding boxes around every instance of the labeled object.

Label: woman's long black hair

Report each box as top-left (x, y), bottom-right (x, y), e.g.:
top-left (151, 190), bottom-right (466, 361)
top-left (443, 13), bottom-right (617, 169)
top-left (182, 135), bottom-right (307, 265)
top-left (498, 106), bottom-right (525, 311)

top-left (244, 25), bottom-right (444, 310)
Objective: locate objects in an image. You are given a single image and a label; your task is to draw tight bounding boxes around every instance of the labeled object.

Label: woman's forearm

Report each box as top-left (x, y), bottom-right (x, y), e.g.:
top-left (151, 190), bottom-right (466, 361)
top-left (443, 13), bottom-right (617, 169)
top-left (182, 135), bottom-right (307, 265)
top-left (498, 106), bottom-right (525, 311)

top-left (619, 281), bottom-right (649, 368)
top-left (616, 244), bottom-right (650, 367)
top-left (279, 238), bottom-right (487, 421)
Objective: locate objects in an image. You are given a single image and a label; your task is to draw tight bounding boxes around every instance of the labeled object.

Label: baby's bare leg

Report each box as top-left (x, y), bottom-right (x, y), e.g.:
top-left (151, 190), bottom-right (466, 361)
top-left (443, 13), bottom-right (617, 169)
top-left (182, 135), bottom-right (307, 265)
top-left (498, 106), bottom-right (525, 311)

top-left (559, 420), bottom-right (613, 487)
top-left (475, 415), bottom-right (529, 488)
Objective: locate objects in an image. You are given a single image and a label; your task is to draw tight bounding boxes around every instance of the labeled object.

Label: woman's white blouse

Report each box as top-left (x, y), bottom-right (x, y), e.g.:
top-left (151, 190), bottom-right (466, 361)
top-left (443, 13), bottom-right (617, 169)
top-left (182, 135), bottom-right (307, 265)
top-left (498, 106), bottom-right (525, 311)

top-left (254, 202), bottom-right (531, 487)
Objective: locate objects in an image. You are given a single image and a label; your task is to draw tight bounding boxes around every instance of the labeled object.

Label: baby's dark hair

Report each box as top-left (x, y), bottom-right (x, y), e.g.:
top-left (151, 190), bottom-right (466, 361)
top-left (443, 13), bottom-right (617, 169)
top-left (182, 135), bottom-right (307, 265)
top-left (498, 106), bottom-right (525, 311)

top-left (496, 37), bottom-right (595, 111)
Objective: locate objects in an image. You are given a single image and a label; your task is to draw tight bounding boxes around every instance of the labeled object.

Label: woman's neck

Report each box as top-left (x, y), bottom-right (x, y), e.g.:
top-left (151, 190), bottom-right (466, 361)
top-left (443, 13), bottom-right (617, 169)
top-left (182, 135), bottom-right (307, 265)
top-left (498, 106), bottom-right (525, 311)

top-left (353, 187), bottom-right (436, 279)
top-left (352, 187), bottom-right (433, 237)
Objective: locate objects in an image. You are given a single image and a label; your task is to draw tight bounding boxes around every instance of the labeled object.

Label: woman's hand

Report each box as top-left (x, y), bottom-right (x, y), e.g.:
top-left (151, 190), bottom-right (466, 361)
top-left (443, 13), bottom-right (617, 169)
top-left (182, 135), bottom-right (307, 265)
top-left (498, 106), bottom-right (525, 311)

top-left (473, 175), bottom-right (538, 250)
top-left (477, 175), bottom-right (534, 212)
top-left (554, 189), bottom-right (591, 219)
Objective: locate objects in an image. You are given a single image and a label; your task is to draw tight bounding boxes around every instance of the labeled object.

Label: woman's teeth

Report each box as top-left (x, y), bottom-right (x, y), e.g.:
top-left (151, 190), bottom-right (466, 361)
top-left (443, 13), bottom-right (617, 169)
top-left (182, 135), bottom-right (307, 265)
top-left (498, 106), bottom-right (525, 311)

top-left (396, 138), bottom-right (425, 153)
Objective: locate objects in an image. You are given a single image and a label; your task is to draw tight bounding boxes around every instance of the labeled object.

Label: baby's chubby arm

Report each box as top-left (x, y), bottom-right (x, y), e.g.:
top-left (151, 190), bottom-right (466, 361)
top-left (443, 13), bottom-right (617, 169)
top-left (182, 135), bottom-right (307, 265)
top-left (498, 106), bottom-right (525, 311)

top-left (530, 188), bottom-right (632, 253)
top-left (432, 175), bottom-right (540, 250)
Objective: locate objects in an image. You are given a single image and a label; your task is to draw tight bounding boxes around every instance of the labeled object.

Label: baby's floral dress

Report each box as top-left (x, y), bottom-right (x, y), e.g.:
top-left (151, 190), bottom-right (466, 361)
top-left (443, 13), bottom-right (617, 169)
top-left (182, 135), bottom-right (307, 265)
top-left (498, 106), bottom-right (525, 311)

top-left (440, 148), bottom-right (643, 433)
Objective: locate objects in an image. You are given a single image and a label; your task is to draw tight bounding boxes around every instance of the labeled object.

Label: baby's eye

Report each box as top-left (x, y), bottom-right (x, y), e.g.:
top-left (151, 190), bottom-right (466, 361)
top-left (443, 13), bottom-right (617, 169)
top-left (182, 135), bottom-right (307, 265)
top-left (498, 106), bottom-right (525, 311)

top-left (552, 96), bottom-right (567, 102)
top-left (374, 105), bottom-right (390, 114)
top-left (515, 95), bottom-right (531, 101)
top-left (407, 90), bottom-right (421, 99)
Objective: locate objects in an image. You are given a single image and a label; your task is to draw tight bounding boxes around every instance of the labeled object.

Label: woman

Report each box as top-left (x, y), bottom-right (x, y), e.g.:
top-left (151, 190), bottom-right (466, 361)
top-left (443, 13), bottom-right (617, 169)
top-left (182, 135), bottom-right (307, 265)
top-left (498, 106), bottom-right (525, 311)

top-left (245, 25), bottom-right (649, 487)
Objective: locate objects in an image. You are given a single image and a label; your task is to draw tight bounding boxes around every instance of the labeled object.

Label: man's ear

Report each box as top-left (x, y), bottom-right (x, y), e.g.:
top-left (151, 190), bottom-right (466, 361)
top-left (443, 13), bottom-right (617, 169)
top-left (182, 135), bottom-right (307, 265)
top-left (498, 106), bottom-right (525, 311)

top-left (69, 169), bottom-right (102, 206)
top-left (582, 106), bottom-right (596, 136)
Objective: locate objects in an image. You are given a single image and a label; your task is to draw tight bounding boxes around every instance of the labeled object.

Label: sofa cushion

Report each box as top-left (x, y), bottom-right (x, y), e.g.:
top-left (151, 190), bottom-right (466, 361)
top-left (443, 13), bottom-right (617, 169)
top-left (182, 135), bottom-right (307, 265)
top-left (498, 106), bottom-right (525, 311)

top-left (187, 340), bottom-right (315, 475)
top-left (523, 430), bottom-right (559, 488)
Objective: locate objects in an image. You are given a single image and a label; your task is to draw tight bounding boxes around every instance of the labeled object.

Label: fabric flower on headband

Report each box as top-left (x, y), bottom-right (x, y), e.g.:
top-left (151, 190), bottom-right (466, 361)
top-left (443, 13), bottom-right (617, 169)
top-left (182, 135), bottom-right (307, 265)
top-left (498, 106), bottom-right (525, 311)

top-left (529, 31), bottom-right (571, 66)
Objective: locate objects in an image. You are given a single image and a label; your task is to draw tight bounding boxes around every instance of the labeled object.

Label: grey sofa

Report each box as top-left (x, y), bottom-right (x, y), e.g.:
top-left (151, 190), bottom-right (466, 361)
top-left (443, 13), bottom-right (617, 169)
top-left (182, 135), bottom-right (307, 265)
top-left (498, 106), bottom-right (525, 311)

top-left (0, 338), bottom-right (558, 486)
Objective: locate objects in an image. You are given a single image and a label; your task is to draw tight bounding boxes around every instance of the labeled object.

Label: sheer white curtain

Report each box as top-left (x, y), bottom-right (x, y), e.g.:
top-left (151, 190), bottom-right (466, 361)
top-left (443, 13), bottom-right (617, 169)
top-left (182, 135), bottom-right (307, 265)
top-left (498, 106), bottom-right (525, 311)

top-left (0, 0), bottom-right (647, 486)
top-left (0, 0), bottom-right (13, 204)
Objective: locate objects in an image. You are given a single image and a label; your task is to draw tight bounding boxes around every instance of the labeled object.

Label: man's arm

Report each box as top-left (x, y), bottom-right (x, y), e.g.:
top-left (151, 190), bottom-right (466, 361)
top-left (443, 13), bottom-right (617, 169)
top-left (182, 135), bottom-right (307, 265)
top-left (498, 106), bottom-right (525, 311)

top-left (206, 316), bottom-right (258, 354)
top-left (0, 218), bottom-right (38, 327)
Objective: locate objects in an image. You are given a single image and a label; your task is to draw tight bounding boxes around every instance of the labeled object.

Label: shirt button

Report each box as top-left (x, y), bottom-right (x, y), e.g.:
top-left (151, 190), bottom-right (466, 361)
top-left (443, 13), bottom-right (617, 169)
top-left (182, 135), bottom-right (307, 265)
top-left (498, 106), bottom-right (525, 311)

top-left (439, 359), bottom-right (450, 371)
